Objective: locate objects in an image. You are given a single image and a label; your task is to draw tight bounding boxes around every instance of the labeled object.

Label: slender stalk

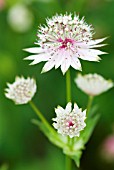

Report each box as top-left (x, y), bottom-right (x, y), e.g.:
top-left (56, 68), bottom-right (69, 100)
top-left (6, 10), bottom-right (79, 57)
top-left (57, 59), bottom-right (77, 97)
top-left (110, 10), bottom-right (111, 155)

top-left (66, 69), bottom-right (71, 102)
top-left (87, 95), bottom-right (94, 116)
top-left (66, 69), bottom-right (72, 170)
top-left (66, 155), bottom-right (72, 170)
top-left (29, 101), bottom-right (54, 134)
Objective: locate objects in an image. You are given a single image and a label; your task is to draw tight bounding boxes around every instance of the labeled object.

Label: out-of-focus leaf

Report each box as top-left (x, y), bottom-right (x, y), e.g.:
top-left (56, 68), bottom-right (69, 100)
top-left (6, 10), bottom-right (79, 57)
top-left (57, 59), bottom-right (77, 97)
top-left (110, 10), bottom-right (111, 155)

top-left (88, 105), bottom-right (99, 118)
top-left (80, 114), bottom-right (100, 144)
top-left (32, 119), bottom-right (65, 148)
top-left (0, 164), bottom-right (8, 170)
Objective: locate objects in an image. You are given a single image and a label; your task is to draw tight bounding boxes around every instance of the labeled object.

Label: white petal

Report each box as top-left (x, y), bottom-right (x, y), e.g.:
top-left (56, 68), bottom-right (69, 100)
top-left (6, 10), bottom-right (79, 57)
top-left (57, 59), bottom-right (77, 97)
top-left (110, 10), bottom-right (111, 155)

top-left (78, 49), bottom-right (101, 61)
top-left (74, 103), bottom-right (79, 110)
top-left (86, 49), bottom-right (107, 55)
top-left (24, 54), bottom-right (49, 65)
top-left (73, 103), bottom-right (79, 113)
top-left (55, 50), bottom-right (66, 69)
top-left (5, 93), bottom-right (12, 99)
top-left (23, 47), bottom-right (44, 54)
top-left (89, 44), bottom-right (107, 48)
top-left (65, 102), bottom-right (72, 113)
top-left (53, 123), bottom-right (58, 129)
top-left (82, 110), bottom-right (86, 117)
top-left (71, 56), bottom-right (82, 70)
top-left (87, 37), bottom-right (107, 45)
top-left (55, 106), bottom-right (64, 116)
top-left (61, 56), bottom-right (71, 75)
top-left (41, 60), bottom-right (55, 73)
top-left (79, 55), bottom-right (100, 61)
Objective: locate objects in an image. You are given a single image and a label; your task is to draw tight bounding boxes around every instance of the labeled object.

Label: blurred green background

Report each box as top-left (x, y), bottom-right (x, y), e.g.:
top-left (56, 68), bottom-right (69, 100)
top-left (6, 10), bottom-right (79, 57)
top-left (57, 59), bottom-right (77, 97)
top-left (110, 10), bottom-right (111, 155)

top-left (0, 0), bottom-right (114, 169)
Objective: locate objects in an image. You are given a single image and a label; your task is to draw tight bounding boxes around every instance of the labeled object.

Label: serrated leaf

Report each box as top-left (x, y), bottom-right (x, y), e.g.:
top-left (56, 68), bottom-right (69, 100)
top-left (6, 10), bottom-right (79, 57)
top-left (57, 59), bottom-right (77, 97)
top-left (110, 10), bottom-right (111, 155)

top-left (32, 119), bottom-right (64, 148)
top-left (63, 138), bottom-right (84, 167)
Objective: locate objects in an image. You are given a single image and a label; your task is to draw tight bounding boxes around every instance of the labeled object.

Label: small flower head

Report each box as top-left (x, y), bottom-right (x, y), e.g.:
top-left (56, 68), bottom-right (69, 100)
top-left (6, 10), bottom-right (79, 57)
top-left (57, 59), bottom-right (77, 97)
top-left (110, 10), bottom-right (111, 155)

top-left (5, 76), bottom-right (37, 104)
top-left (24, 13), bottom-right (106, 75)
top-left (75, 73), bottom-right (113, 96)
top-left (7, 4), bottom-right (33, 33)
top-left (52, 102), bottom-right (86, 138)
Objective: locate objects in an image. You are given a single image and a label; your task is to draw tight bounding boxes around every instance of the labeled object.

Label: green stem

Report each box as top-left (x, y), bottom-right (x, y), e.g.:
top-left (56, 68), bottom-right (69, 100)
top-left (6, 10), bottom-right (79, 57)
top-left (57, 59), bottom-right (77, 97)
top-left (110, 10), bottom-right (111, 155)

top-left (66, 155), bottom-right (72, 170)
top-left (66, 69), bottom-right (71, 102)
top-left (66, 69), bottom-right (72, 170)
top-left (87, 95), bottom-right (94, 116)
top-left (29, 101), bottom-right (54, 134)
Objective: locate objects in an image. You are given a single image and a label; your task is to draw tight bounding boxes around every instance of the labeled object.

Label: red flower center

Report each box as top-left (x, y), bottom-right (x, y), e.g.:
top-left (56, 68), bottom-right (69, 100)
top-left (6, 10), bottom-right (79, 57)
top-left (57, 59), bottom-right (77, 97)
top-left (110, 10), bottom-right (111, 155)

top-left (58, 38), bottom-right (74, 49)
top-left (68, 121), bottom-right (74, 127)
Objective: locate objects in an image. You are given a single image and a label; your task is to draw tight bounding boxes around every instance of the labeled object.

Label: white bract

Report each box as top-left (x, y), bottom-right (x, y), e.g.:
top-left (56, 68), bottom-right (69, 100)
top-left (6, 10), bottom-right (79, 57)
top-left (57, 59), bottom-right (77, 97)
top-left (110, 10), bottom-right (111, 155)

top-left (52, 102), bottom-right (86, 138)
top-left (5, 76), bottom-right (37, 104)
top-left (75, 73), bottom-right (113, 96)
top-left (24, 13), bottom-right (106, 75)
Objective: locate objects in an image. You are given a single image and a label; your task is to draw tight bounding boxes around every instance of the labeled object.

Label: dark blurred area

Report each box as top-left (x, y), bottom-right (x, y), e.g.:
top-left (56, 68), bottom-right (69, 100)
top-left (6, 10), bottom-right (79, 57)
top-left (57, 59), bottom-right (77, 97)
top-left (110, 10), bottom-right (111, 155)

top-left (0, 0), bottom-right (114, 169)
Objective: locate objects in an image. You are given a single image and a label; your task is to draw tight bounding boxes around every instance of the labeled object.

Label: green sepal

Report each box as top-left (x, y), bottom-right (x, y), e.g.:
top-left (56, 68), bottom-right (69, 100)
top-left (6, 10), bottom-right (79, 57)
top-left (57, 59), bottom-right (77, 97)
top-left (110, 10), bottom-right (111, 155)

top-left (63, 139), bottom-right (84, 167)
top-left (71, 151), bottom-right (82, 167)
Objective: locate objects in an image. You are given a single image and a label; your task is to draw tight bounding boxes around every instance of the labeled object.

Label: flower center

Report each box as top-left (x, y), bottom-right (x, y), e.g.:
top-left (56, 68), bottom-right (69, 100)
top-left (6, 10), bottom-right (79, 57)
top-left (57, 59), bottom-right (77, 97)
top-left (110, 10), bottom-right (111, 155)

top-left (68, 121), bottom-right (74, 127)
top-left (58, 38), bottom-right (74, 49)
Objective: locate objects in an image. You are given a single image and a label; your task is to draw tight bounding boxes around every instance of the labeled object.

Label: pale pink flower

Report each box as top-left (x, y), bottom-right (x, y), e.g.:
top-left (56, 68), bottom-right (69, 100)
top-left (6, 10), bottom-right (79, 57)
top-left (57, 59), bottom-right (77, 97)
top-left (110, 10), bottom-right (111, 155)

top-left (101, 135), bottom-right (114, 162)
top-left (24, 13), bottom-right (106, 74)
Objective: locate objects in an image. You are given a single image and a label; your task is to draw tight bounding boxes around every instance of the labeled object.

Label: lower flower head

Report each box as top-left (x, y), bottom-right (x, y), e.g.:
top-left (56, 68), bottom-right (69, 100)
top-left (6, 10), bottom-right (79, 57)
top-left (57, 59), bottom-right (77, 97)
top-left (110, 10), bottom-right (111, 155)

top-left (75, 73), bottom-right (113, 96)
top-left (52, 102), bottom-right (86, 138)
top-left (5, 76), bottom-right (37, 104)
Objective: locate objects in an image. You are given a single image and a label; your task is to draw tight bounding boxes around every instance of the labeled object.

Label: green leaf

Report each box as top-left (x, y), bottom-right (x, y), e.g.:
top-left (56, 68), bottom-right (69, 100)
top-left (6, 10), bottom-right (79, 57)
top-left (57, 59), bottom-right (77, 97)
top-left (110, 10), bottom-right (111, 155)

top-left (32, 119), bottom-right (64, 148)
top-left (88, 105), bottom-right (99, 118)
top-left (81, 114), bottom-right (100, 144)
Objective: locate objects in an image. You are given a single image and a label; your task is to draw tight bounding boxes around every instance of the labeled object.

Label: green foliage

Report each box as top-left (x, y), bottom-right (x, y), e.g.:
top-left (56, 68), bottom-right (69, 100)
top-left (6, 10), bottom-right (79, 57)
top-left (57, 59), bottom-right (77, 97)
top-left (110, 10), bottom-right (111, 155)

top-left (0, 164), bottom-right (8, 170)
top-left (32, 108), bottom-right (99, 168)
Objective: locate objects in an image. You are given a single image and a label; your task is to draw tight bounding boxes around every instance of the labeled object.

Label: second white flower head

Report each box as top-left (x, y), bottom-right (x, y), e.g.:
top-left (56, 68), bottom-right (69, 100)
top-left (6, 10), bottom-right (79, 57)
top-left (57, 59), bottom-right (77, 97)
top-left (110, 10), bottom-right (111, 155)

top-left (75, 73), bottom-right (113, 96)
top-left (53, 102), bottom-right (86, 138)
top-left (5, 76), bottom-right (37, 104)
top-left (24, 13), bottom-right (106, 75)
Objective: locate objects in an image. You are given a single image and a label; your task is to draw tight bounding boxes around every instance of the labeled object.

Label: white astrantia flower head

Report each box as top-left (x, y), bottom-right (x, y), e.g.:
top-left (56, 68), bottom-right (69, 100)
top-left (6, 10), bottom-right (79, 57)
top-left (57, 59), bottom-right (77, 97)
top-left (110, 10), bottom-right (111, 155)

top-left (75, 73), bottom-right (113, 96)
top-left (5, 76), bottom-right (37, 104)
top-left (52, 102), bottom-right (86, 138)
top-left (24, 13), bottom-right (107, 75)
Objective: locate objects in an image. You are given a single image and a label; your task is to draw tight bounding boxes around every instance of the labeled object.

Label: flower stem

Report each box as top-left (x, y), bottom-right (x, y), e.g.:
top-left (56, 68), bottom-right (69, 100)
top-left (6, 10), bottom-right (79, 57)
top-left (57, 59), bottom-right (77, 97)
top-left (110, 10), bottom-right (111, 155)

top-left (29, 101), bottom-right (54, 134)
top-left (66, 69), bottom-right (72, 170)
top-left (66, 69), bottom-right (71, 102)
top-left (66, 155), bottom-right (72, 170)
top-left (87, 95), bottom-right (94, 116)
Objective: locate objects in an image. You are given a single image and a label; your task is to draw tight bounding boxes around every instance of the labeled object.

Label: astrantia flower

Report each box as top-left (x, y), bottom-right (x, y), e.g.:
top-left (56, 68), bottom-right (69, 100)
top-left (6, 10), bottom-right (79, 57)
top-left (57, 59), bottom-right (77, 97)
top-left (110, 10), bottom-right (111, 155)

top-left (5, 76), bottom-right (37, 104)
top-left (75, 73), bottom-right (113, 96)
top-left (52, 102), bottom-right (86, 138)
top-left (24, 13), bottom-right (106, 74)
